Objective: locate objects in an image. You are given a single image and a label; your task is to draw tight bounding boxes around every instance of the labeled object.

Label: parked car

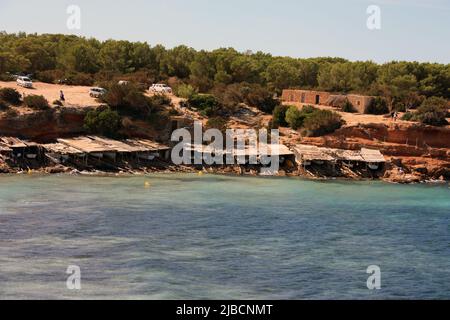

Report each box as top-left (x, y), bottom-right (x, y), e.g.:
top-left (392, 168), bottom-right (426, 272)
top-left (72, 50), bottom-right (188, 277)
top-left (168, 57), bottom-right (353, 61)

top-left (89, 87), bottom-right (107, 98)
top-left (17, 76), bottom-right (33, 88)
top-left (149, 84), bottom-right (172, 94)
top-left (118, 80), bottom-right (129, 86)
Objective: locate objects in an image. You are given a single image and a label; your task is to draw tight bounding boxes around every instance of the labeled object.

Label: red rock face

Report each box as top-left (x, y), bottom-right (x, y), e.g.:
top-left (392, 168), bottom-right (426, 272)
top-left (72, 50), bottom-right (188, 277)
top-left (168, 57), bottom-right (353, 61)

top-left (0, 108), bottom-right (174, 143)
top-left (333, 123), bottom-right (450, 149)
top-left (0, 108), bottom-right (89, 142)
top-left (299, 123), bottom-right (450, 181)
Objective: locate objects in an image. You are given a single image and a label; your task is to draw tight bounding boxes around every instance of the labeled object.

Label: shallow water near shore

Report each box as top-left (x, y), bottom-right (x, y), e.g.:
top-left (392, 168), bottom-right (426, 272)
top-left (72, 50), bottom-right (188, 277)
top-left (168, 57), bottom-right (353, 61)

top-left (0, 174), bottom-right (449, 299)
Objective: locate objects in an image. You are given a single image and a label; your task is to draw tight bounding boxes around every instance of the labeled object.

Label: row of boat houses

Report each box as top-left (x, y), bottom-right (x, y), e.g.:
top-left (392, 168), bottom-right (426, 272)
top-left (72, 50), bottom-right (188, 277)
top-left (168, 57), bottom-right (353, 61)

top-left (293, 145), bottom-right (386, 170)
top-left (0, 136), bottom-right (386, 171)
top-left (0, 136), bottom-right (171, 165)
top-left (183, 143), bottom-right (295, 165)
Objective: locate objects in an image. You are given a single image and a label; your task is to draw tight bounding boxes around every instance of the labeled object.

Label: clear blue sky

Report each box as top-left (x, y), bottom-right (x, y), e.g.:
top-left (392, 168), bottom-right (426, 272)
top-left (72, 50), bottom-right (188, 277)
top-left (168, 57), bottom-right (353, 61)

top-left (0, 0), bottom-right (449, 63)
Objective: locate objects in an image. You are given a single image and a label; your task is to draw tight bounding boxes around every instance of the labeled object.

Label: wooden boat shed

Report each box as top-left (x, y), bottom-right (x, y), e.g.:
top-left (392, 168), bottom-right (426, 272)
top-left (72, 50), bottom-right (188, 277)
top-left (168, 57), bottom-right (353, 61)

top-left (360, 148), bottom-right (386, 170)
top-left (42, 142), bottom-right (86, 164)
top-left (0, 137), bottom-right (40, 159)
top-left (293, 144), bottom-right (385, 170)
top-left (0, 144), bottom-right (12, 155)
top-left (293, 145), bottom-right (335, 166)
top-left (45, 136), bottom-right (171, 162)
top-left (182, 142), bottom-right (294, 166)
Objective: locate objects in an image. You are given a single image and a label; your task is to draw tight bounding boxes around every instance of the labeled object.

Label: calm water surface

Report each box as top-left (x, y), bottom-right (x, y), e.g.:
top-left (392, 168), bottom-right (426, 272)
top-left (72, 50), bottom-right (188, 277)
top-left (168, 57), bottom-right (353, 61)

top-left (0, 174), bottom-right (448, 299)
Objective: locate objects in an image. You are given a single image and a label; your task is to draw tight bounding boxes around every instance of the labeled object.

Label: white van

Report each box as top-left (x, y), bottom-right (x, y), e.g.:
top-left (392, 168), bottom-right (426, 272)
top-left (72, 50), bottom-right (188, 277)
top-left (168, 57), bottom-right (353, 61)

top-left (149, 84), bottom-right (172, 94)
top-left (89, 87), bottom-right (107, 98)
top-left (17, 76), bottom-right (33, 88)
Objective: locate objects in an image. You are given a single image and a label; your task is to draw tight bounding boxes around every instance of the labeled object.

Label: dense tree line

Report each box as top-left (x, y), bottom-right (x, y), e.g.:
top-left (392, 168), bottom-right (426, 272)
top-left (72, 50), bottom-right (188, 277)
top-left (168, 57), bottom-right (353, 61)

top-left (0, 32), bottom-right (449, 111)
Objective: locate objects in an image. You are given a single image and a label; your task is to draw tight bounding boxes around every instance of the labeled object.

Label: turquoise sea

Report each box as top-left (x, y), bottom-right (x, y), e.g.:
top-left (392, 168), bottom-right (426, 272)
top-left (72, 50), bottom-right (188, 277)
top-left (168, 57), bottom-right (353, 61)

top-left (0, 174), bottom-right (449, 299)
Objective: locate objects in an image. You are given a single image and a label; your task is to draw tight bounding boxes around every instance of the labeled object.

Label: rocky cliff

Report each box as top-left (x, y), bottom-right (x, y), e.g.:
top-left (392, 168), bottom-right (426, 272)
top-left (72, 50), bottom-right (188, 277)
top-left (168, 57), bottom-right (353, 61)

top-left (0, 107), bottom-right (90, 142)
top-left (299, 123), bottom-right (450, 181)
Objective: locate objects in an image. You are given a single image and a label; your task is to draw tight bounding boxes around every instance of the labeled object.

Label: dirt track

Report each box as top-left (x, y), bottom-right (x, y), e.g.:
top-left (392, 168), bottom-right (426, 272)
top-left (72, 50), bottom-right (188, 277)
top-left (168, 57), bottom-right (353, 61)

top-left (284, 102), bottom-right (450, 128)
top-left (0, 81), bottom-right (101, 107)
top-left (1, 80), bottom-right (448, 127)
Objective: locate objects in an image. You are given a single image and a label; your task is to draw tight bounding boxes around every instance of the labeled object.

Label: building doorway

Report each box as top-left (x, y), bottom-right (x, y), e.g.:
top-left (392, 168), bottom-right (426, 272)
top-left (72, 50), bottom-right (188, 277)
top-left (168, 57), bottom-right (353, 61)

top-left (315, 95), bottom-right (320, 105)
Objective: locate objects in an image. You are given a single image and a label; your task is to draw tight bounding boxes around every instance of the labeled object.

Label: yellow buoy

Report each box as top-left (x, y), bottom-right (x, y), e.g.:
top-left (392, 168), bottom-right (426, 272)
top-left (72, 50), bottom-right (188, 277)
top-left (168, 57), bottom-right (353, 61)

top-left (198, 171), bottom-right (204, 176)
top-left (144, 181), bottom-right (151, 188)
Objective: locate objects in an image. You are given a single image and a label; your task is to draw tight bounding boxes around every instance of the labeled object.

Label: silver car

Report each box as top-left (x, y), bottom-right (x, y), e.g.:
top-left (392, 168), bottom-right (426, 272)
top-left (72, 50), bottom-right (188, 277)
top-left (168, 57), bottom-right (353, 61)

top-left (17, 76), bottom-right (33, 88)
top-left (89, 87), bottom-right (107, 98)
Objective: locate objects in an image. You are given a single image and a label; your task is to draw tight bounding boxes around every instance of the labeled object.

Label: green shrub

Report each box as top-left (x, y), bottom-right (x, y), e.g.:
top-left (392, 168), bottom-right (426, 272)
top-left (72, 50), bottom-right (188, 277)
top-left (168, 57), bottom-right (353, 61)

top-left (101, 84), bottom-right (126, 106)
top-left (53, 100), bottom-right (63, 106)
top-left (84, 107), bottom-right (121, 138)
top-left (244, 85), bottom-right (279, 114)
top-left (147, 110), bottom-right (171, 131)
top-left (174, 84), bottom-right (197, 99)
top-left (285, 105), bottom-right (318, 130)
top-left (23, 95), bottom-right (50, 110)
top-left (148, 94), bottom-right (172, 110)
top-left (416, 97), bottom-right (448, 126)
top-left (285, 105), bottom-right (305, 130)
top-left (401, 112), bottom-right (417, 122)
top-left (124, 90), bottom-right (152, 116)
top-left (301, 105), bottom-right (317, 114)
top-left (211, 83), bottom-right (279, 114)
top-left (211, 84), bottom-right (242, 112)
top-left (341, 100), bottom-right (356, 113)
top-left (36, 70), bottom-right (64, 83)
top-left (393, 102), bottom-right (406, 112)
top-left (272, 105), bottom-right (289, 128)
top-left (102, 83), bottom-right (158, 118)
top-left (188, 94), bottom-right (220, 116)
top-left (365, 97), bottom-right (389, 115)
top-left (206, 117), bottom-right (228, 131)
top-left (66, 72), bottom-right (94, 86)
top-left (0, 87), bottom-right (21, 105)
top-left (302, 110), bottom-right (344, 137)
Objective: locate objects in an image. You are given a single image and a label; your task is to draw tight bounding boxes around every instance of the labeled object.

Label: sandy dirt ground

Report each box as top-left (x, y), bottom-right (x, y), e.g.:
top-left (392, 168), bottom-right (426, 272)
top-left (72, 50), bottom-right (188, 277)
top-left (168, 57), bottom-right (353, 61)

top-left (284, 102), bottom-right (450, 128)
top-left (283, 102), bottom-right (407, 126)
top-left (0, 81), bottom-right (101, 107)
top-left (1, 80), bottom-right (448, 127)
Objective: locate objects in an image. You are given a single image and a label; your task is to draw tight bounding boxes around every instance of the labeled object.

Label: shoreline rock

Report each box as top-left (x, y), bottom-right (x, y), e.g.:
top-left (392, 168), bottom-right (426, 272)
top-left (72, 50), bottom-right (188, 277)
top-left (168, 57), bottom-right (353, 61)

top-left (0, 162), bottom-right (447, 185)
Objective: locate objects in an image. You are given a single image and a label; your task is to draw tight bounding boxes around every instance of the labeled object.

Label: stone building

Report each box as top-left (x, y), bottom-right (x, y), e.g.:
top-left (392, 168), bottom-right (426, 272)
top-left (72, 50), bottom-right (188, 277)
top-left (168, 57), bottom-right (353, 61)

top-left (282, 89), bottom-right (331, 106)
top-left (281, 89), bottom-right (374, 114)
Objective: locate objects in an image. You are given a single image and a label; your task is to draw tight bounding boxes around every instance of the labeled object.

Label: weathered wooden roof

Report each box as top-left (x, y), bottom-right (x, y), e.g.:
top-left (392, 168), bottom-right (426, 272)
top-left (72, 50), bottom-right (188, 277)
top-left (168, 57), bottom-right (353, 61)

top-left (57, 137), bottom-right (170, 154)
top-left (87, 136), bottom-right (144, 153)
top-left (183, 143), bottom-right (292, 157)
top-left (119, 140), bottom-right (154, 152)
top-left (127, 139), bottom-right (171, 151)
top-left (227, 130), bottom-right (258, 141)
top-left (293, 145), bottom-right (335, 161)
top-left (58, 137), bottom-right (116, 153)
top-left (42, 143), bottom-right (85, 155)
top-left (0, 137), bottom-right (27, 148)
top-left (233, 146), bottom-right (259, 157)
top-left (361, 148), bottom-right (386, 163)
top-left (184, 144), bottom-right (229, 156)
top-left (0, 143), bottom-right (12, 152)
top-left (260, 143), bottom-right (294, 156)
top-left (333, 149), bottom-right (364, 162)
top-left (294, 144), bottom-right (385, 163)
